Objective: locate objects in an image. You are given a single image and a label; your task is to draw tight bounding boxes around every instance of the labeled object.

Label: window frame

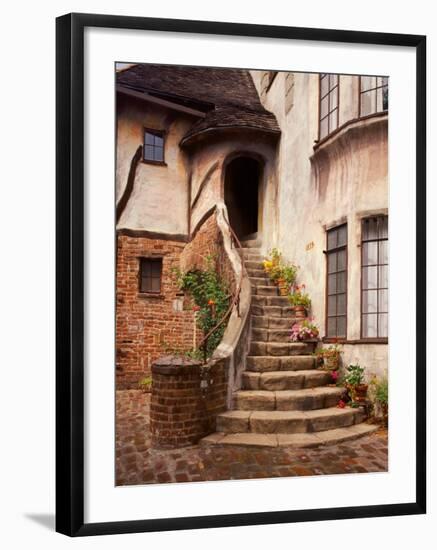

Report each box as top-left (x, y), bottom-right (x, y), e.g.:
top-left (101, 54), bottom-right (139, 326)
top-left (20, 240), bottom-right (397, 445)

top-left (138, 257), bottom-right (163, 295)
top-left (142, 127), bottom-right (166, 165)
top-left (318, 73), bottom-right (340, 141)
top-left (360, 215), bottom-right (389, 340)
top-left (325, 223), bottom-right (348, 341)
top-left (358, 75), bottom-right (389, 118)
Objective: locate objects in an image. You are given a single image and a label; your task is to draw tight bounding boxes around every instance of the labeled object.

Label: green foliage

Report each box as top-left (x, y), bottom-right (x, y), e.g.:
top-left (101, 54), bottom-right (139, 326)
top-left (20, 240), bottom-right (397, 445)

top-left (176, 256), bottom-right (230, 358)
top-left (287, 285), bottom-right (311, 308)
top-left (375, 378), bottom-right (388, 405)
top-left (263, 249), bottom-right (298, 286)
top-left (281, 265), bottom-right (298, 285)
top-left (343, 364), bottom-right (365, 386)
top-left (138, 376), bottom-right (152, 390)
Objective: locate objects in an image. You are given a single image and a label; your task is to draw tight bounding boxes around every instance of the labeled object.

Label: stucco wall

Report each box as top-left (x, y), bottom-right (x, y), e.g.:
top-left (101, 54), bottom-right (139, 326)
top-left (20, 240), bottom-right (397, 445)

top-left (252, 70), bottom-right (388, 380)
top-left (116, 93), bottom-right (195, 235)
top-left (188, 132), bottom-right (278, 240)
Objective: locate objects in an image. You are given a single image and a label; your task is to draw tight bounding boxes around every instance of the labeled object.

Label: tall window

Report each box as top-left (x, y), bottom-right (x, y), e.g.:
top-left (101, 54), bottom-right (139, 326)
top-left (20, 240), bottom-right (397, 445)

top-left (361, 216), bottom-right (388, 338)
top-left (326, 224), bottom-right (347, 338)
top-left (139, 258), bottom-right (162, 293)
top-left (143, 129), bottom-right (165, 163)
top-left (359, 76), bottom-right (388, 117)
top-left (319, 74), bottom-right (339, 140)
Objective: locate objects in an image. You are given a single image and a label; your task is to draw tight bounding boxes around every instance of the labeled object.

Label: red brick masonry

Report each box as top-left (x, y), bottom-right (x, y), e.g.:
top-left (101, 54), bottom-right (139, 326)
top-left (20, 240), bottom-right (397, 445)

top-left (116, 209), bottom-right (236, 389)
top-left (116, 235), bottom-right (195, 389)
top-left (150, 355), bottom-right (228, 448)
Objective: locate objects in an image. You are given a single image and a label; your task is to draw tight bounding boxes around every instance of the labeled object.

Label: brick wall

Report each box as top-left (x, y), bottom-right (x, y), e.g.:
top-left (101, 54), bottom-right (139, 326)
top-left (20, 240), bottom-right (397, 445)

top-left (150, 355), bottom-right (228, 448)
top-left (181, 210), bottom-right (236, 296)
top-left (116, 234), bottom-right (196, 389)
top-left (116, 210), bottom-right (237, 389)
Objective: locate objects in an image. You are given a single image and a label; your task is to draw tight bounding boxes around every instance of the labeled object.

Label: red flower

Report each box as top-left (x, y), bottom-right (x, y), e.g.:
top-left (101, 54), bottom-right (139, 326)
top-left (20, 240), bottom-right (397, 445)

top-left (337, 399), bottom-right (346, 408)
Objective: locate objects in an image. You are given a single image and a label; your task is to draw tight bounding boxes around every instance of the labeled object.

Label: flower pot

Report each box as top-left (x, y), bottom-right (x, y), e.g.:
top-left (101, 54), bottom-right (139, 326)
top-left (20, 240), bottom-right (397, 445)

top-left (355, 384), bottom-right (368, 402)
top-left (323, 354), bottom-right (340, 371)
top-left (277, 278), bottom-right (289, 296)
top-left (292, 305), bottom-right (307, 318)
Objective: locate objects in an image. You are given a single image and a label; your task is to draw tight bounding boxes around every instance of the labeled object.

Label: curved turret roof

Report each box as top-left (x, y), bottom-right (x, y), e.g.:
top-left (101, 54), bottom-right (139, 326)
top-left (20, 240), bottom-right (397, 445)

top-left (117, 64), bottom-right (280, 144)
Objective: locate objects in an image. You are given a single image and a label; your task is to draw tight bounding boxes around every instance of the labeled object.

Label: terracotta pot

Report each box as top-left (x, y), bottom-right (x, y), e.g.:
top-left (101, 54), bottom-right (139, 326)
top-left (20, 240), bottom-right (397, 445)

top-left (277, 279), bottom-right (289, 296)
top-left (292, 305), bottom-right (307, 318)
top-left (355, 384), bottom-right (368, 402)
top-left (323, 354), bottom-right (340, 371)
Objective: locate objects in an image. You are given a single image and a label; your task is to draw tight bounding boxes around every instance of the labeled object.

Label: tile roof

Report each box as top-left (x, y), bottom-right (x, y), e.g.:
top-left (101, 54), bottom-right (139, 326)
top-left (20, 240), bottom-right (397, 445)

top-left (117, 64), bottom-right (280, 144)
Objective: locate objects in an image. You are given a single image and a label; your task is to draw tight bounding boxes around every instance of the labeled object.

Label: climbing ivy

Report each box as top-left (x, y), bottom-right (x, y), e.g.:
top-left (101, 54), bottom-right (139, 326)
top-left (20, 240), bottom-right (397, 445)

top-left (175, 256), bottom-right (230, 358)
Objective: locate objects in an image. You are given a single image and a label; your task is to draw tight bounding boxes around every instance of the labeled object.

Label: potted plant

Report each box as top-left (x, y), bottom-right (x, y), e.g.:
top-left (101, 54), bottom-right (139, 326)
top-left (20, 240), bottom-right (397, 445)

top-left (343, 363), bottom-right (368, 402)
top-left (276, 264), bottom-right (298, 296)
top-left (287, 284), bottom-right (311, 317)
top-left (374, 377), bottom-right (388, 426)
top-left (290, 319), bottom-right (319, 342)
top-left (314, 343), bottom-right (343, 371)
top-left (263, 248), bottom-right (281, 278)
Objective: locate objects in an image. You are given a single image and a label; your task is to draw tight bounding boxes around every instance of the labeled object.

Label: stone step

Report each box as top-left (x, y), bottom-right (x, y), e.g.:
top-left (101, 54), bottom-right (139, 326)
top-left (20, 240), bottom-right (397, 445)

top-left (253, 285), bottom-right (278, 297)
top-left (216, 407), bottom-right (365, 434)
top-left (240, 239), bottom-right (261, 248)
top-left (249, 277), bottom-right (274, 287)
top-left (245, 260), bottom-right (264, 270)
top-left (249, 341), bottom-right (317, 356)
top-left (252, 295), bottom-right (291, 307)
top-left (251, 305), bottom-right (297, 318)
top-left (242, 253), bottom-right (263, 262)
top-left (246, 267), bottom-right (267, 278)
top-left (233, 387), bottom-right (344, 411)
top-left (252, 316), bottom-right (293, 329)
top-left (200, 424), bottom-right (378, 448)
top-left (242, 369), bottom-right (330, 391)
top-left (246, 355), bottom-right (316, 372)
top-left (251, 328), bottom-right (290, 342)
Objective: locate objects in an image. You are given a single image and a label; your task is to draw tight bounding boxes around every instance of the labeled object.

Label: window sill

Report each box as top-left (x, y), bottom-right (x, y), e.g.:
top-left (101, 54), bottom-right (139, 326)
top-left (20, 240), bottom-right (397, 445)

top-left (313, 111), bottom-right (388, 152)
top-left (141, 159), bottom-right (167, 166)
top-left (322, 337), bottom-right (388, 345)
top-left (138, 292), bottom-right (165, 300)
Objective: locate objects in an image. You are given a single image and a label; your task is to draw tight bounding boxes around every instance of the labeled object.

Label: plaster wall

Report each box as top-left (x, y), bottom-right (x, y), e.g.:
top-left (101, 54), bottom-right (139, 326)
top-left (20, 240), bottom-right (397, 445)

top-left (252, 70), bottom-right (388, 379)
top-left (188, 133), bottom-right (278, 240)
top-left (116, 94), bottom-right (194, 235)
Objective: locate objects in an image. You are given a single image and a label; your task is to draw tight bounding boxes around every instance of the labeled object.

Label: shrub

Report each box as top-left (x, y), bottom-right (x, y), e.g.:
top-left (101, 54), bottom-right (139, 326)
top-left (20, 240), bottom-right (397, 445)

top-left (175, 256), bottom-right (230, 358)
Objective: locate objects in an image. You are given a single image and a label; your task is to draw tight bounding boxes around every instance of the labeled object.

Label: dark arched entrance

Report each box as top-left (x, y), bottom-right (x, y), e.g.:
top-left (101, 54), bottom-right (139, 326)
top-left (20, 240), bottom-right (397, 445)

top-left (224, 157), bottom-right (260, 241)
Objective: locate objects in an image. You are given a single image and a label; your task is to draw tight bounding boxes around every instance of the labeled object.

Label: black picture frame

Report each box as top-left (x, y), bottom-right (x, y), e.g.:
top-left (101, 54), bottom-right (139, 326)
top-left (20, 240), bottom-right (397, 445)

top-left (56, 12), bottom-right (426, 537)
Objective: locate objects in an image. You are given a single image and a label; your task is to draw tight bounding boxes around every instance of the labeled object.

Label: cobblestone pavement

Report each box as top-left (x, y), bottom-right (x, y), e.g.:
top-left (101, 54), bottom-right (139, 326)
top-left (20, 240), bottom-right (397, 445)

top-left (116, 390), bottom-right (388, 486)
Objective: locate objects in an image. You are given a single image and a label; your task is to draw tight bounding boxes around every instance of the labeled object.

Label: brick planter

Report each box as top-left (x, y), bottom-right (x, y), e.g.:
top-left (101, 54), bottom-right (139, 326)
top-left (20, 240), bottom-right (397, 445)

top-left (150, 355), bottom-right (228, 449)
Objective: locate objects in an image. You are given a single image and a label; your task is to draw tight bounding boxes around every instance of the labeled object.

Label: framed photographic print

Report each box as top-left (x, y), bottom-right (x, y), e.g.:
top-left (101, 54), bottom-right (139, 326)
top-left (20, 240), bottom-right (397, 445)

top-left (56, 12), bottom-right (426, 536)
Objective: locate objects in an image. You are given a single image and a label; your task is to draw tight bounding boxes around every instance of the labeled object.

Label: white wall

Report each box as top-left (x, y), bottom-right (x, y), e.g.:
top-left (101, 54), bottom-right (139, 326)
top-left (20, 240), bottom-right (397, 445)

top-left (0, 1), bottom-right (434, 550)
top-left (255, 70), bottom-right (389, 379)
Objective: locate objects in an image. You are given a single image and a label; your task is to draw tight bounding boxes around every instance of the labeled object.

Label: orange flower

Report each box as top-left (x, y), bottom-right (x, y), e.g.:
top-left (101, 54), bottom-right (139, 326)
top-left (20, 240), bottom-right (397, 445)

top-left (208, 299), bottom-right (215, 305)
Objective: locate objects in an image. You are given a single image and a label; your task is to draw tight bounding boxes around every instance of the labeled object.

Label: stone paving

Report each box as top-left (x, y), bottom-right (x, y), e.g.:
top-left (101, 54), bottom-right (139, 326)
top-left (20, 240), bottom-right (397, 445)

top-left (116, 390), bottom-right (388, 486)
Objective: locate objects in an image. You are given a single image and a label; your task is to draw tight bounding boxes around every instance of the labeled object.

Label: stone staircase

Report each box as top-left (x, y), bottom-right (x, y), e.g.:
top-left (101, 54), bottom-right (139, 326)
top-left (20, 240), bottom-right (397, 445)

top-left (201, 240), bottom-right (377, 448)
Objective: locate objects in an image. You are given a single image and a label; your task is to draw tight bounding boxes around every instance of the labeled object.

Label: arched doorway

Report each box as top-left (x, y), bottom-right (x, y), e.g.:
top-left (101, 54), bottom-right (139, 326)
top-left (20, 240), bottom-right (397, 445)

top-left (224, 156), bottom-right (261, 241)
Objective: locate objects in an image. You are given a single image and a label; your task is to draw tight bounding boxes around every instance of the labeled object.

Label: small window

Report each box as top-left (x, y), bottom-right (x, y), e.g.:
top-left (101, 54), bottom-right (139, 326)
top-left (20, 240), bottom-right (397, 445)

top-left (361, 216), bottom-right (388, 338)
top-left (319, 73), bottom-right (339, 140)
top-left (326, 224), bottom-right (347, 339)
top-left (143, 129), bottom-right (165, 163)
top-left (359, 76), bottom-right (388, 117)
top-left (139, 258), bottom-right (162, 293)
